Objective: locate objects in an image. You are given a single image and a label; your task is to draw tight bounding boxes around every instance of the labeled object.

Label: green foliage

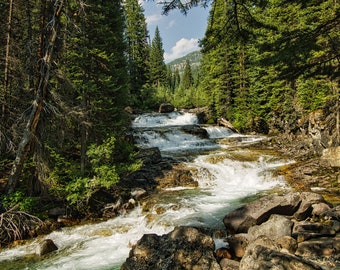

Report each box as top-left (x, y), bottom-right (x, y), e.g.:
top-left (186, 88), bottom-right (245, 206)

top-left (196, 0), bottom-right (339, 132)
top-left (1, 191), bottom-right (38, 212)
top-left (65, 136), bottom-right (141, 211)
top-left (297, 76), bottom-right (332, 113)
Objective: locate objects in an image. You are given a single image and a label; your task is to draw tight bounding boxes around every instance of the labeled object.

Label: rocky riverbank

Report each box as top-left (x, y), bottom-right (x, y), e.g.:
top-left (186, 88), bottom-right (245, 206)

top-left (122, 192), bottom-right (340, 270)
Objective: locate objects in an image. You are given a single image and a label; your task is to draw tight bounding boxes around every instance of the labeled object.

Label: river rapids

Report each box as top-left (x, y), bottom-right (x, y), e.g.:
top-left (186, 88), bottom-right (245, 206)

top-left (0, 111), bottom-right (290, 269)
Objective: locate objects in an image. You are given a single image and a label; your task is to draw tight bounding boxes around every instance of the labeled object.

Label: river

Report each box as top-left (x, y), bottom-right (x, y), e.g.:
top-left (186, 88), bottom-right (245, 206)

top-left (0, 111), bottom-right (289, 269)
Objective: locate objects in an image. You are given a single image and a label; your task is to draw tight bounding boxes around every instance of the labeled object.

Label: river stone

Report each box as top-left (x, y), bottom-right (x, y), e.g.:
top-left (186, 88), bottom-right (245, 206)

top-left (227, 233), bottom-right (250, 258)
top-left (294, 192), bottom-right (327, 221)
top-left (292, 221), bottom-right (336, 242)
top-left (275, 235), bottom-right (298, 254)
top-left (219, 258), bottom-right (240, 270)
top-left (247, 214), bottom-right (293, 241)
top-left (159, 103), bottom-right (175, 113)
top-left (36, 239), bottom-right (58, 256)
top-left (223, 193), bottom-right (301, 233)
top-left (121, 226), bottom-right (220, 270)
top-left (320, 205), bottom-right (340, 221)
top-left (321, 146), bottom-right (340, 167)
top-left (239, 244), bottom-right (323, 270)
top-left (312, 202), bottom-right (331, 216)
top-left (295, 236), bottom-right (340, 257)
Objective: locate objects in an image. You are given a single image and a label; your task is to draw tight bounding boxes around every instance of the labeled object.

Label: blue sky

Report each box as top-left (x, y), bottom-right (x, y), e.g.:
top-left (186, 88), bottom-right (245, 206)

top-left (141, 1), bottom-right (211, 63)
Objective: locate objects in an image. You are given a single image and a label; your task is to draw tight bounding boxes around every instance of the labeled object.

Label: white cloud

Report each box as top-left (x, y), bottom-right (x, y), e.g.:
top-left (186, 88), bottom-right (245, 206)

top-left (146, 13), bottom-right (163, 25)
top-left (167, 20), bottom-right (176, 29)
top-left (164, 38), bottom-right (200, 63)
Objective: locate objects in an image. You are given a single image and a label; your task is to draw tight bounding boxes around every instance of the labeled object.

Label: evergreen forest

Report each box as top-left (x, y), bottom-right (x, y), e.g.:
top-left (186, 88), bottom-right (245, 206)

top-left (0, 0), bottom-right (339, 226)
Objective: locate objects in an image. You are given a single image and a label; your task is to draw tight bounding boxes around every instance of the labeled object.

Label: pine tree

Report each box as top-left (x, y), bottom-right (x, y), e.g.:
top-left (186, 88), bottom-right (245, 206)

top-left (181, 60), bottom-right (194, 90)
top-left (124, 0), bottom-right (149, 106)
top-left (149, 26), bottom-right (167, 87)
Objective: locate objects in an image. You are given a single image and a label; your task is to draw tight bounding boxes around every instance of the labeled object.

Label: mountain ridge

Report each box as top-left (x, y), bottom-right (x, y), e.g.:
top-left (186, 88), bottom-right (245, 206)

top-left (167, 51), bottom-right (201, 73)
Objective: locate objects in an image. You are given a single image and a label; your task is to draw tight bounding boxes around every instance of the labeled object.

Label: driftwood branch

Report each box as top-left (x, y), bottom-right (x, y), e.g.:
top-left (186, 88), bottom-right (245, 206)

top-left (217, 117), bottom-right (239, 133)
top-left (0, 209), bottom-right (43, 247)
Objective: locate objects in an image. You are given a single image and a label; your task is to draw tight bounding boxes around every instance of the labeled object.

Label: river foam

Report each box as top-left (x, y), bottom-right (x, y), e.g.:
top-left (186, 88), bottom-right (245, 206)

top-left (0, 111), bottom-right (288, 269)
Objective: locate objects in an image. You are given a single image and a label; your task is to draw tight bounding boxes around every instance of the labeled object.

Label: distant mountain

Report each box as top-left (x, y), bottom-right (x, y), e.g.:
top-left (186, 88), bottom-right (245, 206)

top-left (167, 51), bottom-right (202, 73)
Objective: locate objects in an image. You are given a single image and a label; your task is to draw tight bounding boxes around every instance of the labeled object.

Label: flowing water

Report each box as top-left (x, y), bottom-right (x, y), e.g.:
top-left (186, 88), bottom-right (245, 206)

top-left (0, 111), bottom-right (289, 270)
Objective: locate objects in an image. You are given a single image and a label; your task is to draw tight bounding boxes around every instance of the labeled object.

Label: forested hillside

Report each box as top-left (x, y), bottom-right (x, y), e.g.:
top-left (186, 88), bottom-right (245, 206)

top-left (167, 51), bottom-right (201, 74)
top-left (0, 0), bottom-right (339, 228)
top-left (0, 0), bottom-right (165, 216)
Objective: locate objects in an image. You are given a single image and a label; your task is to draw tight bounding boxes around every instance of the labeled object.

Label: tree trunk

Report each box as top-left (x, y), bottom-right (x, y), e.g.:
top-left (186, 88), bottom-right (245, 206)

top-left (1, 0), bottom-right (14, 153)
top-left (5, 0), bottom-right (64, 194)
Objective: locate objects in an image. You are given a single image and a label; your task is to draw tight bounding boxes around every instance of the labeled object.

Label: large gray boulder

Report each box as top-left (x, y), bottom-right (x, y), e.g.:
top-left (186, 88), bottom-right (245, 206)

top-left (247, 214), bottom-right (293, 241)
top-left (294, 192), bottom-right (329, 221)
top-left (321, 146), bottom-right (340, 167)
top-left (239, 244), bottom-right (323, 270)
top-left (223, 193), bottom-right (301, 233)
top-left (121, 226), bottom-right (221, 270)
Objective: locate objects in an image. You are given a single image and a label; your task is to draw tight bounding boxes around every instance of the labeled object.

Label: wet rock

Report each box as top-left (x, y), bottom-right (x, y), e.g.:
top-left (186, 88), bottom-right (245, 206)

top-left (276, 235), bottom-right (298, 254)
top-left (239, 244), bottom-right (323, 270)
top-left (36, 239), bottom-right (58, 256)
top-left (247, 214), bottom-right (293, 241)
top-left (219, 258), bottom-right (240, 270)
top-left (223, 192), bottom-right (301, 233)
top-left (215, 247), bottom-right (232, 261)
top-left (294, 192), bottom-right (328, 221)
top-left (121, 226), bottom-right (220, 270)
top-left (187, 107), bottom-right (213, 124)
top-left (157, 164), bottom-right (198, 189)
top-left (130, 188), bottom-right (147, 200)
top-left (181, 125), bottom-right (209, 139)
top-left (227, 233), bottom-right (250, 258)
top-left (159, 103), bottom-right (175, 113)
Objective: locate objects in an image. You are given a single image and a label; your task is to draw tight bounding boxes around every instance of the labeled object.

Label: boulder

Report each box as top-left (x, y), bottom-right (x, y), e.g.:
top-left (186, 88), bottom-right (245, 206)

top-left (247, 214), bottom-right (293, 241)
top-left (223, 193), bottom-right (301, 233)
top-left (227, 233), bottom-right (250, 258)
top-left (121, 226), bottom-right (221, 270)
top-left (157, 164), bottom-right (198, 189)
top-left (239, 244), bottom-right (323, 270)
top-left (321, 146), bottom-right (340, 167)
top-left (320, 205), bottom-right (340, 221)
top-left (294, 192), bottom-right (328, 221)
top-left (188, 107), bottom-right (213, 124)
top-left (275, 235), bottom-right (298, 254)
top-left (159, 103), bottom-right (175, 113)
top-left (215, 247), bottom-right (232, 261)
top-left (135, 147), bottom-right (162, 165)
top-left (312, 202), bottom-right (331, 216)
top-left (36, 239), bottom-right (58, 256)
top-left (292, 221), bottom-right (336, 242)
top-left (219, 258), bottom-right (240, 270)
top-left (295, 236), bottom-right (340, 258)
top-left (181, 125), bottom-right (209, 139)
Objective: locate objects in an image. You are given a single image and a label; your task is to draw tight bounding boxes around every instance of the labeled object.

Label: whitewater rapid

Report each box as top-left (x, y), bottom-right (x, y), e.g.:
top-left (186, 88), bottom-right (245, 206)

top-left (0, 111), bottom-right (288, 270)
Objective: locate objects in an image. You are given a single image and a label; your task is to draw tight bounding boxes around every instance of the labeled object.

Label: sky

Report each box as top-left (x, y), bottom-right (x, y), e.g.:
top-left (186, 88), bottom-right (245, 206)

top-left (141, 1), bottom-right (211, 63)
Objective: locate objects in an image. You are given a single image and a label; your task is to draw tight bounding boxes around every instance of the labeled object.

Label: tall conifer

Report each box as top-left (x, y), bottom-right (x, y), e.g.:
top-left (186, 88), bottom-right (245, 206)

top-left (149, 26), bottom-right (167, 87)
top-left (124, 0), bottom-right (149, 106)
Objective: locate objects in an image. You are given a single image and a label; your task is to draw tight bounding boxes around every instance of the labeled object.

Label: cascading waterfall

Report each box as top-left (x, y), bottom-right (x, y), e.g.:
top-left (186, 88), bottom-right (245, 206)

top-left (0, 111), bottom-right (288, 270)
